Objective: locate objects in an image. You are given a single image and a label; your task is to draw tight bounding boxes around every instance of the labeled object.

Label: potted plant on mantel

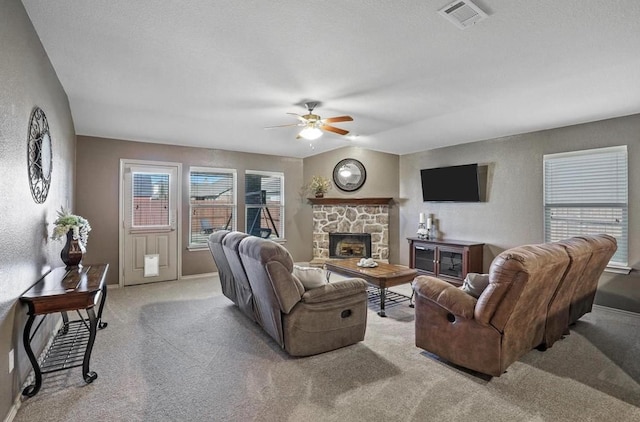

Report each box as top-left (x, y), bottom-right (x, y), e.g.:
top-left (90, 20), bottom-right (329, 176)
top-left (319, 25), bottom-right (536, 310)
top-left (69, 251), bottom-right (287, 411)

top-left (51, 206), bottom-right (92, 269)
top-left (307, 175), bottom-right (332, 198)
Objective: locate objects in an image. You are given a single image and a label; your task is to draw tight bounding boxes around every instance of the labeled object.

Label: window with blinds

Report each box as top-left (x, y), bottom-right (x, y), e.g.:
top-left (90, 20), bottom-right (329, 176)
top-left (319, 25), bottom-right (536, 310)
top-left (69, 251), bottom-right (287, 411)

top-left (189, 168), bottom-right (236, 246)
top-left (543, 145), bottom-right (628, 267)
top-left (132, 172), bottom-right (170, 227)
top-left (245, 171), bottom-right (284, 239)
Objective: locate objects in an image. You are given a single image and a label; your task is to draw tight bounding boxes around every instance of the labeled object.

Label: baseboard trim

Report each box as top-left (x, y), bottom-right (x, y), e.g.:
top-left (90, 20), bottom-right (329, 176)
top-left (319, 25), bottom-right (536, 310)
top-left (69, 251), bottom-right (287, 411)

top-left (180, 272), bottom-right (217, 280)
top-left (593, 304), bottom-right (640, 318)
top-left (3, 395), bottom-right (20, 422)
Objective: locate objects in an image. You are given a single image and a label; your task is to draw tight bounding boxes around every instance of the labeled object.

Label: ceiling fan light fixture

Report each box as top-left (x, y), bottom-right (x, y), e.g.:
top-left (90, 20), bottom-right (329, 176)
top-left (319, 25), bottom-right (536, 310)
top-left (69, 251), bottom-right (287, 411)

top-left (299, 126), bottom-right (323, 140)
top-left (268, 102), bottom-right (352, 142)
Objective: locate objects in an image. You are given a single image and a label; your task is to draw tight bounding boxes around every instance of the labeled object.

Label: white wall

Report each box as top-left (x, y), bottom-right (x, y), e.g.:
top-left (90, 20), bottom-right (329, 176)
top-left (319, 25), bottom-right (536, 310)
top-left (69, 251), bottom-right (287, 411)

top-left (0, 0), bottom-right (76, 418)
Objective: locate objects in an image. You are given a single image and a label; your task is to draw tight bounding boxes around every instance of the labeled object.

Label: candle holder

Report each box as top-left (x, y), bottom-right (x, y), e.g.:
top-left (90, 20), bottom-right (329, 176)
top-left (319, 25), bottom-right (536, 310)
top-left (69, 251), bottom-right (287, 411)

top-left (417, 223), bottom-right (428, 239)
top-left (426, 216), bottom-right (435, 240)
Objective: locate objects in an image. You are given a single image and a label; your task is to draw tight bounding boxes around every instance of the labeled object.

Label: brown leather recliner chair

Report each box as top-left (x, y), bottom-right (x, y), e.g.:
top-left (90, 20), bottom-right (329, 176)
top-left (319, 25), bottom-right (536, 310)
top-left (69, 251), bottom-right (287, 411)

top-left (413, 242), bottom-right (571, 377)
top-left (238, 235), bottom-right (368, 356)
top-left (567, 234), bottom-right (617, 325)
top-left (542, 234), bottom-right (616, 348)
top-left (541, 236), bottom-right (594, 348)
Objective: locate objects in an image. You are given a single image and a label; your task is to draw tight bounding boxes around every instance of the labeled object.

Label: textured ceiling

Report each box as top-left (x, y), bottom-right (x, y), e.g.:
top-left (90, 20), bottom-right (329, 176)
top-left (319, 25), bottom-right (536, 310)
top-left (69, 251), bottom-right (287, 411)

top-left (22, 0), bottom-right (640, 158)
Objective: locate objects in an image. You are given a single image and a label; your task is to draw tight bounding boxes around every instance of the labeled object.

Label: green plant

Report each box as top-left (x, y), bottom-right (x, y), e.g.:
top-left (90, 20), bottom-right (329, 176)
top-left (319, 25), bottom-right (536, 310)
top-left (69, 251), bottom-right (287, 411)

top-left (51, 206), bottom-right (92, 250)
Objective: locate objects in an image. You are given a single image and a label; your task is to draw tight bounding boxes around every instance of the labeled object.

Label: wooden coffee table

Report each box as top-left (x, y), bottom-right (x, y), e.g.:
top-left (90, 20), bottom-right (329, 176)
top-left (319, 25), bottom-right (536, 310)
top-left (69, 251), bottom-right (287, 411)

top-left (325, 258), bottom-right (418, 317)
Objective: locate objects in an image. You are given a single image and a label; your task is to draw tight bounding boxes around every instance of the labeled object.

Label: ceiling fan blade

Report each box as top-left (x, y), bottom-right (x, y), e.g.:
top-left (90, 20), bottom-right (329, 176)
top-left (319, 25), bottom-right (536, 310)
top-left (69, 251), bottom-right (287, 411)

top-left (321, 125), bottom-right (349, 136)
top-left (264, 123), bottom-right (304, 129)
top-left (287, 112), bottom-right (308, 122)
top-left (322, 115), bottom-right (353, 124)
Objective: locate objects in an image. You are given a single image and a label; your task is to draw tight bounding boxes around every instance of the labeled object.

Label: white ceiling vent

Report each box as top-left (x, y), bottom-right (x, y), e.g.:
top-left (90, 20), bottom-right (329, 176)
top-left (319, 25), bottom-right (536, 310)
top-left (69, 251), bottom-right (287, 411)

top-left (438, 0), bottom-right (488, 30)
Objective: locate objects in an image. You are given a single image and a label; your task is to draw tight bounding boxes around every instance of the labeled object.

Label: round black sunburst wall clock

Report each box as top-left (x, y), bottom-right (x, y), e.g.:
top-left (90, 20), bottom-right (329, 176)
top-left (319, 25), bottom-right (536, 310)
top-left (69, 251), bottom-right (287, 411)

top-left (27, 106), bottom-right (53, 204)
top-left (333, 158), bottom-right (366, 192)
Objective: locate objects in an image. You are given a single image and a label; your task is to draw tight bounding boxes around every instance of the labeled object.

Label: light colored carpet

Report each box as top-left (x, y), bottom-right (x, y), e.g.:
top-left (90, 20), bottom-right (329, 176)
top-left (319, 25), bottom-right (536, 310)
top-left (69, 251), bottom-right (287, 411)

top-left (12, 276), bottom-right (640, 421)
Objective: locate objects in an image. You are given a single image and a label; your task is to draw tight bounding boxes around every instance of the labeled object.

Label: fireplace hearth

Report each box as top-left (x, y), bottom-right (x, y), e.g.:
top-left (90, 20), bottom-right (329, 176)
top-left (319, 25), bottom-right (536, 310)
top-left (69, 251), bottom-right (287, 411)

top-left (329, 233), bottom-right (372, 259)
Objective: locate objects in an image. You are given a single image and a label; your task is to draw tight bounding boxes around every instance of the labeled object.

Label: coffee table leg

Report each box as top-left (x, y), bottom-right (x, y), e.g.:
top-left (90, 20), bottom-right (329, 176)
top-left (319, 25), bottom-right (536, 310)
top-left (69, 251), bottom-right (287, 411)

top-left (378, 288), bottom-right (387, 317)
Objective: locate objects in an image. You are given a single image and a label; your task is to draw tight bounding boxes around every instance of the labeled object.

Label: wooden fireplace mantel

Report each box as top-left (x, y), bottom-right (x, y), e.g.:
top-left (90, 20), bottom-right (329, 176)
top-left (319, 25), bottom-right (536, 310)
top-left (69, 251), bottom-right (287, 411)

top-left (308, 197), bottom-right (393, 205)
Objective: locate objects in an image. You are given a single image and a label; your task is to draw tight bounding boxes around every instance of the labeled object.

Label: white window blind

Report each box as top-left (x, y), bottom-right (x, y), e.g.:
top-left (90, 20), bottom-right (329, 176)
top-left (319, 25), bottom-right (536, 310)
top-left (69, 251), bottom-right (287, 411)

top-left (543, 145), bottom-right (628, 266)
top-left (189, 168), bottom-right (236, 246)
top-left (132, 172), bottom-right (170, 227)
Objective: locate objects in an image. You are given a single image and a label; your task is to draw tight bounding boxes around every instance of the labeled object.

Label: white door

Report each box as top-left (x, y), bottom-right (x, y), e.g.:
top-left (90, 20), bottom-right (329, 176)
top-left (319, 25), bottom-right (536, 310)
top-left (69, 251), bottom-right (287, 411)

top-left (121, 161), bottom-right (180, 286)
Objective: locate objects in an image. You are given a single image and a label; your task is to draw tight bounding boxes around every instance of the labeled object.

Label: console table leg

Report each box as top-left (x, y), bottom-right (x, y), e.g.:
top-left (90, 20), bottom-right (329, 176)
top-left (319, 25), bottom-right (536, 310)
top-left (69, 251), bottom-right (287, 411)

top-left (82, 307), bottom-right (98, 384)
top-left (96, 284), bottom-right (108, 330)
top-left (22, 314), bottom-right (41, 397)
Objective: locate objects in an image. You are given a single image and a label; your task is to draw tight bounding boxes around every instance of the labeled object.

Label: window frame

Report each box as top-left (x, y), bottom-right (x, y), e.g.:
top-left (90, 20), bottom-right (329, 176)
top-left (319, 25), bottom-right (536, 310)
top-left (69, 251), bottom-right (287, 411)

top-left (245, 170), bottom-right (285, 240)
top-left (188, 166), bottom-right (237, 249)
top-left (543, 145), bottom-right (629, 270)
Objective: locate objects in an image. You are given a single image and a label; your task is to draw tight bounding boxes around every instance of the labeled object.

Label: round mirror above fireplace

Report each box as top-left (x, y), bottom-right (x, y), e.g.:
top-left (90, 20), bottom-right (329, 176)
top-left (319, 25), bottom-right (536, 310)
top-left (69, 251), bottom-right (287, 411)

top-left (333, 158), bottom-right (366, 192)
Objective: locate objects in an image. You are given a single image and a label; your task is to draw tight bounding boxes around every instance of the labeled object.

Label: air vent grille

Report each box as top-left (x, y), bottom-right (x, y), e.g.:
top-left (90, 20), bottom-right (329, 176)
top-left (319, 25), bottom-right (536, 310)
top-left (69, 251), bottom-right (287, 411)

top-left (438, 0), bottom-right (488, 30)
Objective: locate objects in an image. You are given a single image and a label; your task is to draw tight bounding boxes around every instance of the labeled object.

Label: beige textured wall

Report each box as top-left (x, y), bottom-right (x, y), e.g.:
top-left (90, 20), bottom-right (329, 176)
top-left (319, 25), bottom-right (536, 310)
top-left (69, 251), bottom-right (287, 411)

top-left (0, 0), bottom-right (76, 417)
top-left (302, 146), bottom-right (400, 263)
top-left (399, 114), bottom-right (640, 311)
top-left (75, 136), bottom-right (305, 283)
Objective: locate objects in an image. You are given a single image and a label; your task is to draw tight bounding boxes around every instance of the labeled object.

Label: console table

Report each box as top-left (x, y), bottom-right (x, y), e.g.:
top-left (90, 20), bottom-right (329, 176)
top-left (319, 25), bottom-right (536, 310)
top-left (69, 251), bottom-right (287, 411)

top-left (407, 238), bottom-right (483, 286)
top-left (20, 264), bottom-right (109, 397)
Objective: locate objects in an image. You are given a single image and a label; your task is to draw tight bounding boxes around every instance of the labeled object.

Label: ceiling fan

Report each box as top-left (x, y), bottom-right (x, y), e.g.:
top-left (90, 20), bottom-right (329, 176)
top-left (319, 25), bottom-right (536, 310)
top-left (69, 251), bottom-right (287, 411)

top-left (265, 102), bottom-right (353, 140)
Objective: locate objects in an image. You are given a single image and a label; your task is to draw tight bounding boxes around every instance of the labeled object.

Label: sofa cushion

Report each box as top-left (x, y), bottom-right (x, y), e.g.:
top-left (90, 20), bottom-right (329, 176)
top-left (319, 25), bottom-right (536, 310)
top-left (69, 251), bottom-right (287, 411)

top-left (461, 273), bottom-right (490, 298)
top-left (293, 265), bottom-right (328, 291)
top-left (302, 278), bottom-right (367, 303)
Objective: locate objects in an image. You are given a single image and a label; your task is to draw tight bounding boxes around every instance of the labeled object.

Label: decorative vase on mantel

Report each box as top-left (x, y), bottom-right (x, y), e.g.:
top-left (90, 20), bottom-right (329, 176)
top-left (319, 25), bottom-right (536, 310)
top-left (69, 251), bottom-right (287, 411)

top-left (60, 230), bottom-right (84, 269)
top-left (315, 192), bottom-right (324, 198)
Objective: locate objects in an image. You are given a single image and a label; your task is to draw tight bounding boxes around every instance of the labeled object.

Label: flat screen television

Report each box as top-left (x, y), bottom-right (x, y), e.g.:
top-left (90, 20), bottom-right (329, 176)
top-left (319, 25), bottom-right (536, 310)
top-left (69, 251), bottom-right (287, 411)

top-left (421, 164), bottom-right (480, 202)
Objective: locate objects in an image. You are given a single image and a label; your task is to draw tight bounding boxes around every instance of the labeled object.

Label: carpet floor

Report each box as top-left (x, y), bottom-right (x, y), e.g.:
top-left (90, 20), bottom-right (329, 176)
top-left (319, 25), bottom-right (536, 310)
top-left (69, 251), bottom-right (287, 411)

top-left (12, 276), bottom-right (640, 422)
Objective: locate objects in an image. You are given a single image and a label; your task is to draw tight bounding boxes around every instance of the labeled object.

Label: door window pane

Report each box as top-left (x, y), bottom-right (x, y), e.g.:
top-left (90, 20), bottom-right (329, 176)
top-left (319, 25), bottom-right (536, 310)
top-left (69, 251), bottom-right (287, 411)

top-left (132, 172), bottom-right (170, 227)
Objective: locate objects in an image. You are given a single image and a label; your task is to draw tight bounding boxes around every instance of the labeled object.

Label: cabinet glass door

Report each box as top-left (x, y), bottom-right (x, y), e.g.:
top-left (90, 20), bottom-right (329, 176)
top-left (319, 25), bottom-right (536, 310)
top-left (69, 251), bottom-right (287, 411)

top-left (414, 245), bottom-right (435, 273)
top-left (439, 250), bottom-right (463, 279)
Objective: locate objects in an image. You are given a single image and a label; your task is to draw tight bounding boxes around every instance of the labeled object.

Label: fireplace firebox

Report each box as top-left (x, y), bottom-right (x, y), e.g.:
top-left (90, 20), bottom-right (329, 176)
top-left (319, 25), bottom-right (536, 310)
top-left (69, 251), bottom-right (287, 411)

top-left (329, 233), bottom-right (372, 259)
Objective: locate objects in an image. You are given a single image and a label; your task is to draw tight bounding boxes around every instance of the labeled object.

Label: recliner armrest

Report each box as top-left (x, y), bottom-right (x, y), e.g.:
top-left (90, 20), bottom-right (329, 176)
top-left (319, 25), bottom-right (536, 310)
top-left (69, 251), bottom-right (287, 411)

top-left (302, 278), bottom-right (367, 304)
top-left (413, 275), bottom-right (477, 319)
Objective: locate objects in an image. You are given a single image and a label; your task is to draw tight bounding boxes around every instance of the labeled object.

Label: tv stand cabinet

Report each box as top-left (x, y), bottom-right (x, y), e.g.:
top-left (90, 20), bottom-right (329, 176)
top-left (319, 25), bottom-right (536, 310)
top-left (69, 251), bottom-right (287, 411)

top-left (407, 238), bottom-right (484, 286)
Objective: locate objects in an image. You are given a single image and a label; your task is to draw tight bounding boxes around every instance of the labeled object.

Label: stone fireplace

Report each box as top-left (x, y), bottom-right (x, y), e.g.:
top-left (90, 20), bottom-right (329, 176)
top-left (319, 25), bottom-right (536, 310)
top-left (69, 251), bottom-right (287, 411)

top-left (309, 197), bottom-right (391, 264)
